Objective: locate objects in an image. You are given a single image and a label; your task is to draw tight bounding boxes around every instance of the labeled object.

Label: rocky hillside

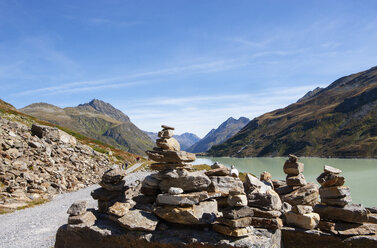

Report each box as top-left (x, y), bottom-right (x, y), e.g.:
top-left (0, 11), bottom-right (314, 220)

top-left (0, 99), bottom-right (143, 212)
top-left (20, 99), bottom-right (154, 155)
top-left (208, 66), bottom-right (377, 158)
top-left (145, 131), bottom-right (200, 151)
top-left (187, 117), bottom-right (250, 153)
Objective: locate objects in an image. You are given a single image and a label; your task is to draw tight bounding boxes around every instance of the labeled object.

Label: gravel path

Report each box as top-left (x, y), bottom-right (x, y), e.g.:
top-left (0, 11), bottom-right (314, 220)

top-left (0, 170), bottom-right (151, 248)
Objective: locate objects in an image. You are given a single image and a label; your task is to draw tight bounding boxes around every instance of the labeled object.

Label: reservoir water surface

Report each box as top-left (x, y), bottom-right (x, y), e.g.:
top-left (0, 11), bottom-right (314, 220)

top-left (193, 157), bottom-right (377, 208)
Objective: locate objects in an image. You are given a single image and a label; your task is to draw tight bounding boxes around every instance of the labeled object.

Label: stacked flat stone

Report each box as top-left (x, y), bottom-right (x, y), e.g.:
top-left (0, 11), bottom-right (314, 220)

top-left (238, 173), bottom-right (284, 232)
top-left (312, 165), bottom-right (377, 239)
top-left (285, 205), bottom-right (320, 229)
top-left (284, 154), bottom-right (307, 186)
top-left (66, 200), bottom-right (96, 227)
top-left (316, 165), bottom-right (350, 207)
top-left (211, 163), bottom-right (253, 237)
top-left (314, 165), bottom-right (370, 224)
top-left (90, 168), bottom-right (127, 213)
top-left (146, 125), bottom-right (196, 171)
top-left (275, 154), bottom-right (319, 207)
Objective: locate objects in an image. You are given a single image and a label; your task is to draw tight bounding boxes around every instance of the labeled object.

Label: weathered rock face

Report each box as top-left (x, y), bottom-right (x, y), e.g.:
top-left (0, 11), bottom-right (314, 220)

top-left (0, 119), bottom-right (112, 211)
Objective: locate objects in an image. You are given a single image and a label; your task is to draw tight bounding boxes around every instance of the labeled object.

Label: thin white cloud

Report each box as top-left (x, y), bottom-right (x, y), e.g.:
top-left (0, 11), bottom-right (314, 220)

top-left (12, 59), bottom-right (244, 96)
top-left (124, 85), bottom-right (322, 137)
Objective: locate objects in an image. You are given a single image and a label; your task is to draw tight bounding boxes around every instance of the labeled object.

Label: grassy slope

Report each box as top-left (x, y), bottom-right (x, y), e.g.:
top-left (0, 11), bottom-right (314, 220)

top-left (208, 67), bottom-right (377, 158)
top-left (19, 103), bottom-right (154, 155)
top-left (0, 99), bottom-right (142, 164)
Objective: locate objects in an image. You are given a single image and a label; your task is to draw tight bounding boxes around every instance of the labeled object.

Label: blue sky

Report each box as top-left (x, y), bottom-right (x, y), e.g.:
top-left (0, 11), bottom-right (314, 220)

top-left (1, 0), bottom-right (377, 137)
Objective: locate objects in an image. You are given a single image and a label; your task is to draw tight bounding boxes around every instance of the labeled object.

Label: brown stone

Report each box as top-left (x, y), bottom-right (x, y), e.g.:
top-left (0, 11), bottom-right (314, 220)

top-left (150, 163), bottom-right (190, 171)
top-left (159, 170), bottom-right (211, 192)
top-left (318, 221), bottom-right (377, 236)
top-left (285, 211), bottom-right (320, 229)
top-left (218, 216), bottom-right (282, 230)
top-left (156, 138), bottom-right (180, 151)
top-left (316, 172), bottom-right (345, 187)
top-left (212, 223), bottom-right (253, 237)
top-left (154, 200), bottom-right (218, 225)
top-left (99, 180), bottom-right (126, 191)
top-left (292, 205), bottom-right (313, 215)
top-left (244, 173), bottom-right (271, 194)
top-left (68, 211), bottom-right (96, 226)
top-left (321, 195), bottom-right (352, 207)
top-left (161, 125), bottom-right (174, 130)
top-left (319, 186), bottom-right (350, 199)
top-left (250, 207), bottom-right (282, 218)
top-left (117, 209), bottom-right (159, 231)
top-left (146, 150), bottom-right (195, 163)
top-left (158, 129), bottom-right (174, 138)
top-left (280, 183), bottom-right (319, 206)
top-left (286, 173), bottom-right (307, 186)
top-left (205, 167), bottom-right (230, 177)
top-left (108, 202), bottom-right (131, 217)
top-left (283, 161), bottom-right (304, 175)
top-left (221, 206), bottom-right (254, 219)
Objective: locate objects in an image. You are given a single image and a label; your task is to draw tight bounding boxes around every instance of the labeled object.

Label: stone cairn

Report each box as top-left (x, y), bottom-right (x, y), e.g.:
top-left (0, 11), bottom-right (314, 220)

top-left (272, 154), bottom-right (321, 230)
top-left (274, 154), bottom-right (319, 207)
top-left (141, 125), bottom-right (284, 237)
top-left (314, 165), bottom-right (372, 226)
top-left (91, 167), bottom-right (128, 215)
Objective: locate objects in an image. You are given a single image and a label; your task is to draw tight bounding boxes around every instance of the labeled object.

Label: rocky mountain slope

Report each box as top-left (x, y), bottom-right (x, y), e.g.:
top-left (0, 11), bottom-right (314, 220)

top-left (208, 66), bottom-right (377, 158)
top-left (145, 131), bottom-right (200, 151)
top-left (0, 99), bottom-right (142, 212)
top-left (187, 117), bottom-right (250, 153)
top-left (20, 99), bottom-right (154, 155)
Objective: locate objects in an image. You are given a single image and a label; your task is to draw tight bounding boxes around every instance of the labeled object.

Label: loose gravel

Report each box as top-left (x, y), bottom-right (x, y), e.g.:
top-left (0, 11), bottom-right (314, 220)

top-left (0, 170), bottom-right (151, 248)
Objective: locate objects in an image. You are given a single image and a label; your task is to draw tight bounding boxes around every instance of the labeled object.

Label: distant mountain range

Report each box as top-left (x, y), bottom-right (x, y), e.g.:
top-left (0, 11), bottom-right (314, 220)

top-left (208, 66), bottom-right (377, 158)
top-left (145, 131), bottom-right (200, 151)
top-left (20, 99), bottom-right (154, 155)
top-left (187, 117), bottom-right (250, 153)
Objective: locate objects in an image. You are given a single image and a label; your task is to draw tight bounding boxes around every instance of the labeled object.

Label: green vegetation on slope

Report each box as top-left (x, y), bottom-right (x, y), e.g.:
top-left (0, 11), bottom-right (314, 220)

top-left (208, 66), bottom-right (377, 158)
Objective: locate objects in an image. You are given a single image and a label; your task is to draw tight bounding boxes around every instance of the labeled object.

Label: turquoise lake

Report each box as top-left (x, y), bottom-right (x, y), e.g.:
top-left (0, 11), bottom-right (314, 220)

top-left (193, 157), bottom-right (377, 208)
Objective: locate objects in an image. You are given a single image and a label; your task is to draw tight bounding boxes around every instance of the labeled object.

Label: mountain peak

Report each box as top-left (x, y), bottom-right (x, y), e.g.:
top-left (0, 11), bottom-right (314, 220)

top-left (79, 99), bottom-right (130, 122)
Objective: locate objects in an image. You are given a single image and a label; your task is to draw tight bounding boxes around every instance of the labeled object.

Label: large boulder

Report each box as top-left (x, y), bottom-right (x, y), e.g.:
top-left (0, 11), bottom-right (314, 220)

top-left (159, 170), bottom-right (211, 193)
top-left (31, 124), bottom-right (77, 146)
top-left (248, 189), bottom-right (282, 211)
top-left (154, 200), bottom-right (218, 225)
top-left (313, 204), bottom-right (370, 224)
top-left (117, 209), bottom-right (159, 231)
top-left (208, 176), bottom-right (244, 196)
